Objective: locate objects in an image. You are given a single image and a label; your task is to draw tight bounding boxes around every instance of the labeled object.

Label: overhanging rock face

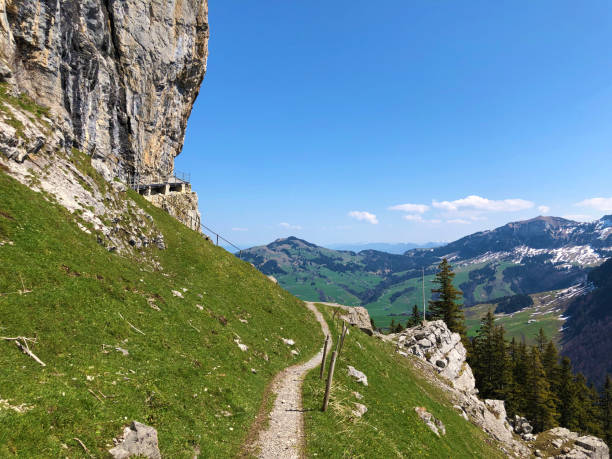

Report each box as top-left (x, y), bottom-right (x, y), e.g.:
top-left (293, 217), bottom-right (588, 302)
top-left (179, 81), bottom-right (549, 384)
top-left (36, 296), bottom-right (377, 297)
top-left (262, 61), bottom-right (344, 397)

top-left (0, 0), bottom-right (209, 181)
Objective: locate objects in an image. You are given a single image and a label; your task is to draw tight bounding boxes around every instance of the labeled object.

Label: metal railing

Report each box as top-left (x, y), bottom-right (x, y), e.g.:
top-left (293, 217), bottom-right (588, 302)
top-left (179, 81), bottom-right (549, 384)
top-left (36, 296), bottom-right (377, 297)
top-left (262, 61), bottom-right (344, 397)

top-left (200, 223), bottom-right (243, 259)
top-left (127, 170), bottom-right (191, 191)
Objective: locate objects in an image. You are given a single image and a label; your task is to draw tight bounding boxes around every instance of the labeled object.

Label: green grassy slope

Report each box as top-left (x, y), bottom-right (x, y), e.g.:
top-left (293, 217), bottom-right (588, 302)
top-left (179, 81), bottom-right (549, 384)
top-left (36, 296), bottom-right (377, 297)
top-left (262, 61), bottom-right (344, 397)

top-left (302, 304), bottom-right (504, 458)
top-left (464, 290), bottom-right (571, 345)
top-left (0, 170), bottom-right (322, 457)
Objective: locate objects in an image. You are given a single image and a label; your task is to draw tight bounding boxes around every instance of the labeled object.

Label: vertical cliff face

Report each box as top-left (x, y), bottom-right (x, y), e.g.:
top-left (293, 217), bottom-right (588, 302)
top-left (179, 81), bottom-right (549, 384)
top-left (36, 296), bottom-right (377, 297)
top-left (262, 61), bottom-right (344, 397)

top-left (0, 0), bottom-right (208, 180)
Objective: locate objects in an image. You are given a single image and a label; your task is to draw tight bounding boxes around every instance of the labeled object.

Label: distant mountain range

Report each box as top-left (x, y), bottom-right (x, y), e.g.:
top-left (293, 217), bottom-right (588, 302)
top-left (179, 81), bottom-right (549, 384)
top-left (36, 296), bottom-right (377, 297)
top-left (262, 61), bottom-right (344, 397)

top-left (241, 215), bottom-right (612, 324)
top-left (241, 215), bottom-right (612, 385)
top-left (325, 241), bottom-right (444, 254)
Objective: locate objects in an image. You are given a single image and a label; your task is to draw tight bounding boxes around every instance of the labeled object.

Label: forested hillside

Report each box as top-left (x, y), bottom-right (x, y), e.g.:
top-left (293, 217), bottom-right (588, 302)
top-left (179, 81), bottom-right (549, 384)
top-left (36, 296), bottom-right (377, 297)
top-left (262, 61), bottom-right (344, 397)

top-left (562, 258), bottom-right (612, 385)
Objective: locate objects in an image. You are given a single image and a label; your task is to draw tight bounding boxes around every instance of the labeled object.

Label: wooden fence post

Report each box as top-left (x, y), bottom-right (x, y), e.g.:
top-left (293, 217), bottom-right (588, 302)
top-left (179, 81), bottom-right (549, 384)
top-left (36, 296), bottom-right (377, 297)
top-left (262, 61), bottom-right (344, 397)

top-left (338, 323), bottom-right (348, 357)
top-left (322, 350), bottom-right (338, 412)
top-left (319, 335), bottom-right (329, 380)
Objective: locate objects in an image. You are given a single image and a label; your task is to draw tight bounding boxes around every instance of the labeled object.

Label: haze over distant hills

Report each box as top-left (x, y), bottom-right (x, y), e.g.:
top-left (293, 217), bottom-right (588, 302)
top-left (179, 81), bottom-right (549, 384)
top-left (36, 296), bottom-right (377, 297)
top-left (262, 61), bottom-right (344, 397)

top-left (241, 215), bottom-right (612, 324)
top-left (241, 215), bottom-right (612, 385)
top-left (325, 242), bottom-right (445, 254)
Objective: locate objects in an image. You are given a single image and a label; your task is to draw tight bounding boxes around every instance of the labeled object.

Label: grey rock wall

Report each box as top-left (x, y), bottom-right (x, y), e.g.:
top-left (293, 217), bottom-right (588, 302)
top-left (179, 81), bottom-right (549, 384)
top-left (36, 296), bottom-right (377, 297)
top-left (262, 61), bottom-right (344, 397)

top-left (0, 0), bottom-right (208, 180)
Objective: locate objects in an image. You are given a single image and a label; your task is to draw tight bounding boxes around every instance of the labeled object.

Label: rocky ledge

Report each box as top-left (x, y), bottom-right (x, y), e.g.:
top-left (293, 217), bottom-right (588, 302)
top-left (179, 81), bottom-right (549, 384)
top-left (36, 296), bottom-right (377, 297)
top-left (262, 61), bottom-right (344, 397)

top-left (386, 321), bottom-right (609, 458)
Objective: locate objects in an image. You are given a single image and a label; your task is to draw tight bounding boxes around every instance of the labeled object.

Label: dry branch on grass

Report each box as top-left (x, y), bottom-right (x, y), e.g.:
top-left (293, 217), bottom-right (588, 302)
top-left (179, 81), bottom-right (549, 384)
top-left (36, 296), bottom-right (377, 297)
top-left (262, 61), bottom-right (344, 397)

top-left (1, 336), bottom-right (46, 366)
top-left (118, 312), bottom-right (145, 335)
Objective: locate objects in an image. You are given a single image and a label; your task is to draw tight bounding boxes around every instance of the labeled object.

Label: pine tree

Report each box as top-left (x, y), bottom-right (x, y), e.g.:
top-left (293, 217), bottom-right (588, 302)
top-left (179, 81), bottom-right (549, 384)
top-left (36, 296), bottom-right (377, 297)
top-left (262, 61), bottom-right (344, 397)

top-left (394, 322), bottom-right (404, 333)
top-left (603, 375), bottom-right (612, 447)
top-left (507, 339), bottom-right (529, 416)
top-left (536, 328), bottom-right (548, 354)
top-left (389, 318), bottom-right (396, 334)
top-left (557, 357), bottom-right (578, 430)
top-left (525, 347), bottom-right (558, 432)
top-left (541, 339), bottom-right (561, 414)
top-left (429, 258), bottom-right (466, 337)
top-left (573, 374), bottom-right (602, 435)
top-left (542, 340), bottom-right (559, 381)
top-left (407, 304), bottom-right (420, 328)
top-left (492, 324), bottom-right (511, 400)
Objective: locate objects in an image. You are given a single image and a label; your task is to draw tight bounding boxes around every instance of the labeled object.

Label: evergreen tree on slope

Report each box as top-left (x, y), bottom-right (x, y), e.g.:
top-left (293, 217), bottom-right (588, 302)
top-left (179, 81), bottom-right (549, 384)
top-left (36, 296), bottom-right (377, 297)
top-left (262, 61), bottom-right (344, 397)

top-left (429, 258), bottom-right (466, 337)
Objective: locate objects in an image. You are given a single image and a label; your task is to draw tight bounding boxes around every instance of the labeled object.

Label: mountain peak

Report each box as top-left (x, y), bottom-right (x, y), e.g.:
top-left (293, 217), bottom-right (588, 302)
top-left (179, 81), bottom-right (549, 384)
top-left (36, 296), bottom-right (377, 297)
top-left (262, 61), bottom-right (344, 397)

top-left (510, 215), bottom-right (577, 226)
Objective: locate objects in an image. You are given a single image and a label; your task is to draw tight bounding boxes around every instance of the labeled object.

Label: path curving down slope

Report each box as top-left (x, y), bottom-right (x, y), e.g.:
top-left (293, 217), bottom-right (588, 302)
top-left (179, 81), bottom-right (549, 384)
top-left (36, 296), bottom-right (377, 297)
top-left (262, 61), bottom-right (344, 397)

top-left (254, 302), bottom-right (330, 459)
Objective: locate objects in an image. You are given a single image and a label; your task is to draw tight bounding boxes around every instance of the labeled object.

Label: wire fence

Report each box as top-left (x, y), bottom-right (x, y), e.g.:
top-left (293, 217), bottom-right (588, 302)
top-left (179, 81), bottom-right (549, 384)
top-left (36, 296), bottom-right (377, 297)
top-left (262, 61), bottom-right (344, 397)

top-left (200, 223), bottom-right (243, 259)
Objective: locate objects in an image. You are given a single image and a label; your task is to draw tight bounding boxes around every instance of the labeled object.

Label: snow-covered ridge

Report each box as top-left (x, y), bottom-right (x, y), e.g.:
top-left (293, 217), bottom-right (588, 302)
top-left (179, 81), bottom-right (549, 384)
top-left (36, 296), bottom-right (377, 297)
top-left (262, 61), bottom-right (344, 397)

top-left (459, 244), bottom-right (605, 268)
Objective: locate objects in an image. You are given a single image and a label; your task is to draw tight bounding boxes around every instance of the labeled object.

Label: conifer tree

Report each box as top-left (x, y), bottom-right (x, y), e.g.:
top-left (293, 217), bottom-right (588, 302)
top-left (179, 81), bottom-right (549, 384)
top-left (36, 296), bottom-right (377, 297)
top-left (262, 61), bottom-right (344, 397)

top-left (525, 348), bottom-right (558, 432)
top-left (429, 258), bottom-right (466, 337)
top-left (557, 357), bottom-right (578, 430)
top-left (389, 318), bottom-right (396, 334)
top-left (603, 375), bottom-right (612, 447)
top-left (542, 340), bottom-right (559, 381)
top-left (573, 374), bottom-right (602, 435)
top-left (507, 340), bottom-right (529, 416)
top-left (407, 304), bottom-right (420, 328)
top-left (536, 328), bottom-right (548, 354)
top-left (493, 325), bottom-right (511, 400)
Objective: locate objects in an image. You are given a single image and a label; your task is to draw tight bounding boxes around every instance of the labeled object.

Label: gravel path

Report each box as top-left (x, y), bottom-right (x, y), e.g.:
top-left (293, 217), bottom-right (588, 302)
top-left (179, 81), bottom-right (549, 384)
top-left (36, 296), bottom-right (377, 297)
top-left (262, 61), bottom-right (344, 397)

top-left (254, 302), bottom-right (330, 459)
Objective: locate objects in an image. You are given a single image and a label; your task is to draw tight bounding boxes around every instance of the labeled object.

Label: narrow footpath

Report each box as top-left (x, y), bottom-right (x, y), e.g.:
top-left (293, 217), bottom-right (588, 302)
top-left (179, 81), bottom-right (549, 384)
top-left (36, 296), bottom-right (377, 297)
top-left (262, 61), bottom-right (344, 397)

top-left (253, 302), bottom-right (330, 459)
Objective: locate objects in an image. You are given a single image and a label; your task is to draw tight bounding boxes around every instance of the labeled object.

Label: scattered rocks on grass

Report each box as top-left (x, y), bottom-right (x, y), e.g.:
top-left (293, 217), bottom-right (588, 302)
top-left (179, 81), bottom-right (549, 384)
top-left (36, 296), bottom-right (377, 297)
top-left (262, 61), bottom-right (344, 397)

top-left (234, 337), bottom-right (248, 352)
top-left (351, 403), bottom-right (368, 418)
top-left (347, 366), bottom-right (368, 386)
top-left (109, 421), bottom-right (161, 459)
top-left (281, 338), bottom-right (295, 346)
top-left (414, 406), bottom-right (446, 436)
top-left (171, 290), bottom-right (183, 298)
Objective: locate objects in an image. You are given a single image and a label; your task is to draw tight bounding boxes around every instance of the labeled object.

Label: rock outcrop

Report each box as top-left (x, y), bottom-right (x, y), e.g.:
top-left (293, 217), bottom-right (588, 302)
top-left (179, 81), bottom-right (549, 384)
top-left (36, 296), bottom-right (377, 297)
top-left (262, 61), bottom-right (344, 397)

top-left (0, 0), bottom-right (209, 181)
top-left (388, 321), bottom-right (610, 458)
top-left (395, 320), bottom-right (476, 392)
top-left (109, 421), bottom-right (161, 459)
top-left (0, 1), bottom-right (209, 237)
top-left (388, 321), bottom-right (528, 456)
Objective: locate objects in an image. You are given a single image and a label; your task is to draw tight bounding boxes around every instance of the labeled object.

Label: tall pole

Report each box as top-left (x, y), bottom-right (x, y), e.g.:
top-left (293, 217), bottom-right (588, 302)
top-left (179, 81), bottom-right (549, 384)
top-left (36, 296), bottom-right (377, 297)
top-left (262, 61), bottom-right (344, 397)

top-left (422, 267), bottom-right (426, 322)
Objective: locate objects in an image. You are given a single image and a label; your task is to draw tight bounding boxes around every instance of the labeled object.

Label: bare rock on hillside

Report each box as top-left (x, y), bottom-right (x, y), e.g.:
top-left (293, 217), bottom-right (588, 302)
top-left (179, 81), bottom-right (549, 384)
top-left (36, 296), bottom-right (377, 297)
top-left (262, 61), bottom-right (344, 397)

top-left (347, 366), bottom-right (368, 386)
top-left (351, 403), bottom-right (368, 418)
top-left (414, 406), bottom-right (446, 436)
top-left (395, 320), bottom-right (476, 393)
top-left (1, 0), bottom-right (209, 181)
top-left (109, 421), bottom-right (161, 459)
top-left (550, 432), bottom-right (610, 459)
top-left (391, 321), bottom-right (528, 457)
top-left (322, 303), bottom-right (373, 335)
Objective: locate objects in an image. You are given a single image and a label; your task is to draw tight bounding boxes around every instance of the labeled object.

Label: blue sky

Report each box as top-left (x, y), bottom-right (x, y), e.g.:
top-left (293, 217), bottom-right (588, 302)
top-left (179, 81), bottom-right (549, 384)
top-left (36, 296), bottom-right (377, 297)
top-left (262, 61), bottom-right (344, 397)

top-left (176, 0), bottom-right (612, 247)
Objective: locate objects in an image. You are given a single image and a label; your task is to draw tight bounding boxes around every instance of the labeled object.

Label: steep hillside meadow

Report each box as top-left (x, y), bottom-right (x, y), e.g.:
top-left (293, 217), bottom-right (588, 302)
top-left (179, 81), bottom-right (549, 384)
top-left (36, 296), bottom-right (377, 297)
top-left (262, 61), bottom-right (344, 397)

top-left (0, 169), bottom-right (322, 456)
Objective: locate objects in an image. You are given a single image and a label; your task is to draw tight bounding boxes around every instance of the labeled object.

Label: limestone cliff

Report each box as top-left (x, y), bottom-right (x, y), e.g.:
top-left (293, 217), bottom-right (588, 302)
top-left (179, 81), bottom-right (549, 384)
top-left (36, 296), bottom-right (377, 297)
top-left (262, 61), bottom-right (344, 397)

top-left (0, 0), bottom-right (208, 232)
top-left (0, 0), bottom-right (208, 181)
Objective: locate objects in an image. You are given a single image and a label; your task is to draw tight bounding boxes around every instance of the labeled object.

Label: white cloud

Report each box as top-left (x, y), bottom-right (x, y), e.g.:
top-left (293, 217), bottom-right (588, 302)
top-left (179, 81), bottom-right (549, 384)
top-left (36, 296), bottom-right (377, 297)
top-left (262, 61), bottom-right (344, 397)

top-left (389, 203), bottom-right (429, 214)
top-left (348, 211), bottom-right (379, 225)
top-left (279, 222), bottom-right (302, 230)
top-left (562, 214), bottom-right (597, 222)
top-left (231, 227), bottom-right (248, 232)
top-left (403, 215), bottom-right (441, 224)
top-left (432, 195), bottom-right (534, 212)
top-left (447, 219), bottom-right (471, 224)
top-left (537, 205), bottom-right (550, 214)
top-left (575, 197), bottom-right (612, 213)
